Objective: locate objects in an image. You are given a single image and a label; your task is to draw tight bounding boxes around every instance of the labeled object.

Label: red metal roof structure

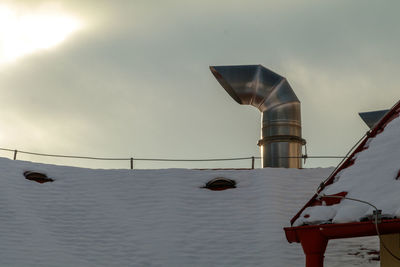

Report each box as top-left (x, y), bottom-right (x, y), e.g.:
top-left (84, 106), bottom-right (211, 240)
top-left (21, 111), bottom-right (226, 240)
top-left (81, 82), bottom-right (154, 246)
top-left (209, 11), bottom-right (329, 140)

top-left (284, 100), bottom-right (400, 267)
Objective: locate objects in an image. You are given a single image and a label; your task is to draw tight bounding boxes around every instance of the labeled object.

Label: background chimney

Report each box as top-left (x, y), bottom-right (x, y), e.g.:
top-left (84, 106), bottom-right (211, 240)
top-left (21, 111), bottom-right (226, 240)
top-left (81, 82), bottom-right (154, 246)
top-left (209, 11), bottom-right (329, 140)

top-left (359, 109), bottom-right (389, 129)
top-left (210, 64), bottom-right (305, 168)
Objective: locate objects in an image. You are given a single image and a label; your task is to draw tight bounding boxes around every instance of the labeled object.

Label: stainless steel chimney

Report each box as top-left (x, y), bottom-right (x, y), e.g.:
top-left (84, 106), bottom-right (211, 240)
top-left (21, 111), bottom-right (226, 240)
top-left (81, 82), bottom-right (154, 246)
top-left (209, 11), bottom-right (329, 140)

top-left (210, 65), bottom-right (305, 168)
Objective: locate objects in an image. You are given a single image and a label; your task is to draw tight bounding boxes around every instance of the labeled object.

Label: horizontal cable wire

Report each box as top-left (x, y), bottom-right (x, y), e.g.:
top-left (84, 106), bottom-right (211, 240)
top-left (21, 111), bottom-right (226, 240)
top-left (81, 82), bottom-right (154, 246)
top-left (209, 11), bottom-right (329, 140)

top-left (0, 147), bottom-right (347, 162)
top-left (0, 148), bottom-right (259, 162)
top-left (279, 156), bottom-right (348, 159)
top-left (132, 157), bottom-right (255, 162)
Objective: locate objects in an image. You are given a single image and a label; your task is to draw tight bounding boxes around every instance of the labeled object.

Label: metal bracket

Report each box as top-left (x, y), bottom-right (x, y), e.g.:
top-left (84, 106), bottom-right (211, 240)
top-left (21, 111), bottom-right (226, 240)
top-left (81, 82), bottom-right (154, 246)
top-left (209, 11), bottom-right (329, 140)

top-left (257, 136), bottom-right (306, 146)
top-left (373, 209), bottom-right (382, 224)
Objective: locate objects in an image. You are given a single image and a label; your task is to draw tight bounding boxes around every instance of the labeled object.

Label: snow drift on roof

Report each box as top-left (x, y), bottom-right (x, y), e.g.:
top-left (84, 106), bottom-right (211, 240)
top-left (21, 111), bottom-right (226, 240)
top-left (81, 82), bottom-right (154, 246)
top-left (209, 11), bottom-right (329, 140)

top-left (0, 158), bottom-right (379, 266)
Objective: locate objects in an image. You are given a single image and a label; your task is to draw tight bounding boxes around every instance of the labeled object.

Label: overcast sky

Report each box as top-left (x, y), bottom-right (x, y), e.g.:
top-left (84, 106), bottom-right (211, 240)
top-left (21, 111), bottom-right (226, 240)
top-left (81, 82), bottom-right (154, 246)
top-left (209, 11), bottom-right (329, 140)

top-left (0, 0), bottom-right (399, 169)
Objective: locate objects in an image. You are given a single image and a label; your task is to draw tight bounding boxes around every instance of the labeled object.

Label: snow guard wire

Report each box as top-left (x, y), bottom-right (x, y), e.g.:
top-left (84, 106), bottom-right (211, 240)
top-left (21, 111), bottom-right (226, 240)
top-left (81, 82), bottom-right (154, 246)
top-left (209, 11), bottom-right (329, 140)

top-left (210, 65), bottom-right (305, 168)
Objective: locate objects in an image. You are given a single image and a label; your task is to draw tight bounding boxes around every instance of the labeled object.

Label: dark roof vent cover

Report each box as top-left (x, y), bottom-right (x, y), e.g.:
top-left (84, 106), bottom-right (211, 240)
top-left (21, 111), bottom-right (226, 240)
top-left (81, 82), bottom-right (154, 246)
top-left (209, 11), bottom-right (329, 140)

top-left (24, 171), bottom-right (54, 184)
top-left (204, 177), bottom-right (236, 191)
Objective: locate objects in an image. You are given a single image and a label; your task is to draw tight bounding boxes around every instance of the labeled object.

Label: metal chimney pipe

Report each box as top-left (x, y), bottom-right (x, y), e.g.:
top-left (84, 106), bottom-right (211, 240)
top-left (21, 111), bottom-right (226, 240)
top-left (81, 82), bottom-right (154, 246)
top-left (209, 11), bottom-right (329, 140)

top-left (210, 65), bottom-right (305, 168)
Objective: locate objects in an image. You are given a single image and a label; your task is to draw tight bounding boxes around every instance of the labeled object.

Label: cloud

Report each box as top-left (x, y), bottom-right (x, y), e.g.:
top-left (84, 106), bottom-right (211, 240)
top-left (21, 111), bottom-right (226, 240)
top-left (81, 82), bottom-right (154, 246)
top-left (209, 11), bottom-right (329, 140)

top-left (0, 0), bottom-right (399, 168)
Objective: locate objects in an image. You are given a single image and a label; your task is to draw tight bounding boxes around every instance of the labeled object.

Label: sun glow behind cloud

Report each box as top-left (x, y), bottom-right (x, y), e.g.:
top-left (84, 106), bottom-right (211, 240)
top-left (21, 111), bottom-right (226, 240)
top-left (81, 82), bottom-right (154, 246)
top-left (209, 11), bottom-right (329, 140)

top-left (0, 4), bottom-right (83, 64)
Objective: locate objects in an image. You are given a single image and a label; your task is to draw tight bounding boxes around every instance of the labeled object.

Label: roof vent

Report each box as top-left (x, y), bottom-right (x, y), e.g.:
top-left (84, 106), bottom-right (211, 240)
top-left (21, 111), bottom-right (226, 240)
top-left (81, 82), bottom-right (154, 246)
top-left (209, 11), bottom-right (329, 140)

top-left (204, 177), bottom-right (236, 191)
top-left (24, 171), bottom-right (54, 183)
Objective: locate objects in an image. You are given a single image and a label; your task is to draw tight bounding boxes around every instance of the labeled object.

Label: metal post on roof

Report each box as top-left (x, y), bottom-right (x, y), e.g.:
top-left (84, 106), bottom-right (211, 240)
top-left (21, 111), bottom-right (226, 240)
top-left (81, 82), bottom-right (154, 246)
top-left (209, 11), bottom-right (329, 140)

top-left (13, 150), bottom-right (17, 160)
top-left (130, 158), bottom-right (134, 170)
top-left (251, 156), bottom-right (255, 169)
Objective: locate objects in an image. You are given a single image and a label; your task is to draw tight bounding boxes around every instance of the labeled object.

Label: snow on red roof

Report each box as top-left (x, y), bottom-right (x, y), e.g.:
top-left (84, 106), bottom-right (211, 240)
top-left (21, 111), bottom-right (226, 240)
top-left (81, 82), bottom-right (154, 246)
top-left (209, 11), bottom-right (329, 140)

top-left (292, 99), bottom-right (400, 227)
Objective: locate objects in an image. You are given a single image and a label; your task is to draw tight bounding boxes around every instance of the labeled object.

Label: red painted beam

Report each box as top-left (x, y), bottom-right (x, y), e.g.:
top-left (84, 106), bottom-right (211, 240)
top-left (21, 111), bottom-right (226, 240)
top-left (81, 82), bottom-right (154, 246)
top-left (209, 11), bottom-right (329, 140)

top-left (284, 219), bottom-right (400, 267)
top-left (285, 219), bottom-right (400, 243)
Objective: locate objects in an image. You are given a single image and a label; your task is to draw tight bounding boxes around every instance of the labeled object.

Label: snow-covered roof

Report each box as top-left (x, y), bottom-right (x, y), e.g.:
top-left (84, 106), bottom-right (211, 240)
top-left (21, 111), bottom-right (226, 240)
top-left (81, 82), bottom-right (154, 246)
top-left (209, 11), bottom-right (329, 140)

top-left (294, 101), bottom-right (400, 227)
top-left (0, 158), bottom-right (380, 266)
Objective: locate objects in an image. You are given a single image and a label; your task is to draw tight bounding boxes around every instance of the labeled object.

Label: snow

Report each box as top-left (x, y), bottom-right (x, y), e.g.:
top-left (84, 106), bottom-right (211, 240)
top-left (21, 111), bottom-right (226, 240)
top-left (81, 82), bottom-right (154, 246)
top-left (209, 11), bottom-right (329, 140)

top-left (0, 157), bottom-right (379, 266)
top-left (295, 115), bottom-right (400, 226)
